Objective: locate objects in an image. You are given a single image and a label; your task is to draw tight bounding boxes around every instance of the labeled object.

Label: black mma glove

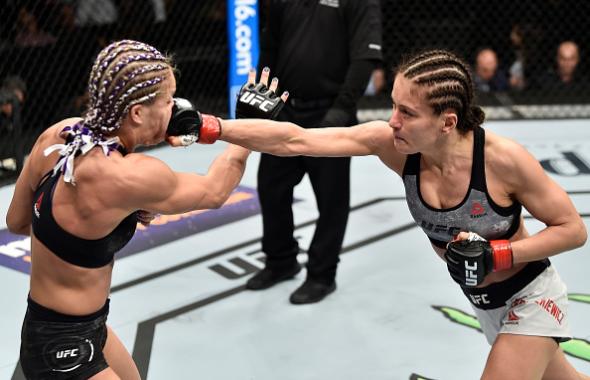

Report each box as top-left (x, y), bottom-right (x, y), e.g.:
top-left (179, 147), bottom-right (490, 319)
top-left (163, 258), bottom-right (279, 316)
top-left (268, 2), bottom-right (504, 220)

top-left (235, 83), bottom-right (284, 119)
top-left (445, 233), bottom-right (513, 287)
top-left (166, 98), bottom-right (221, 145)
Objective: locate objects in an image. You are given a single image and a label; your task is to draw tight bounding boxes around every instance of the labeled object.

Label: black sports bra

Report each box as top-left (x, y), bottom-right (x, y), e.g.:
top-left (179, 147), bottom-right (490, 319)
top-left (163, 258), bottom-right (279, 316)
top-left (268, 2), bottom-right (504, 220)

top-left (31, 159), bottom-right (137, 268)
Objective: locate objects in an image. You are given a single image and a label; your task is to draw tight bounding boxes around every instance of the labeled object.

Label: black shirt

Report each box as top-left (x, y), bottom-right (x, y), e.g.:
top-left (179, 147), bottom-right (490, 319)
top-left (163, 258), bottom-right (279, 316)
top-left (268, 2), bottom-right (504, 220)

top-left (260, 0), bottom-right (383, 100)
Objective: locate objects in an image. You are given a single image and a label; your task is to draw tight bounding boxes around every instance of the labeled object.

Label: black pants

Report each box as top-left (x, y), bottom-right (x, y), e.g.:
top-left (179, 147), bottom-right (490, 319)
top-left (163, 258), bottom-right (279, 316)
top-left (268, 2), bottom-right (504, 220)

top-left (257, 103), bottom-right (352, 284)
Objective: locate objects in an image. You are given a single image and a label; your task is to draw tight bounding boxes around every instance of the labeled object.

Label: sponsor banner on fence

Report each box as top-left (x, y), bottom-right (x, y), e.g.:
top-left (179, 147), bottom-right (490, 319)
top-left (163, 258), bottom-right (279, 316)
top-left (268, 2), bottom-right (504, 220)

top-left (227, 0), bottom-right (259, 118)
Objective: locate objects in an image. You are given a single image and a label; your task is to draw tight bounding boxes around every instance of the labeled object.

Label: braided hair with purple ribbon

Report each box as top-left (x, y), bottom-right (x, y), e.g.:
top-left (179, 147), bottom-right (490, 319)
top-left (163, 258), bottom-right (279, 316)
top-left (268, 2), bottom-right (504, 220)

top-left (44, 40), bottom-right (173, 184)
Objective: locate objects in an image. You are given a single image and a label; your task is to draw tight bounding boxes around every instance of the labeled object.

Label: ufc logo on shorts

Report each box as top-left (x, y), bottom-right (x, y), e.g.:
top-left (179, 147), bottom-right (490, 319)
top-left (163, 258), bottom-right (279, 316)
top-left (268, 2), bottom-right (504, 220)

top-left (465, 261), bottom-right (478, 286)
top-left (240, 91), bottom-right (274, 112)
top-left (56, 349), bottom-right (78, 359)
top-left (469, 293), bottom-right (490, 305)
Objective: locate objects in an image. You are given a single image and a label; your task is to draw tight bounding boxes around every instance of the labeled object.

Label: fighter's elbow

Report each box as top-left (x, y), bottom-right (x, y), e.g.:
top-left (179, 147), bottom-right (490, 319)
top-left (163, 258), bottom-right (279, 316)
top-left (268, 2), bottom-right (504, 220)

top-left (203, 190), bottom-right (230, 210)
top-left (575, 220), bottom-right (588, 248)
top-left (568, 218), bottom-right (588, 249)
top-left (7, 220), bottom-right (30, 236)
top-left (280, 134), bottom-right (312, 157)
top-left (279, 123), bottom-right (309, 156)
top-left (278, 143), bottom-right (303, 157)
top-left (207, 196), bottom-right (226, 210)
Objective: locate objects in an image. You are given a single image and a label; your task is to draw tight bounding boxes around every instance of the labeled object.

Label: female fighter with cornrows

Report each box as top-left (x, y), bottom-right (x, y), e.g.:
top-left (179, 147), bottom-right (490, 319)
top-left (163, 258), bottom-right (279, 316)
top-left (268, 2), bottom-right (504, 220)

top-left (219, 49), bottom-right (588, 379)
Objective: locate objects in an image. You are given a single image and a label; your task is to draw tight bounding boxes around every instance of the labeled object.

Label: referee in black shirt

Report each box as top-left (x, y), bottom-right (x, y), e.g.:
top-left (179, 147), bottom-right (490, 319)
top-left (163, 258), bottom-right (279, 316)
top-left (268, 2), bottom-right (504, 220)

top-left (246, 0), bottom-right (383, 304)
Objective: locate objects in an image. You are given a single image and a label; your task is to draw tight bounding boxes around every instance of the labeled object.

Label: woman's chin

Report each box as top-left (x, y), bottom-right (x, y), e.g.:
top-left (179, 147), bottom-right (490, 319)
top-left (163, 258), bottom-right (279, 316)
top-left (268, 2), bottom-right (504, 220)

top-left (393, 139), bottom-right (412, 154)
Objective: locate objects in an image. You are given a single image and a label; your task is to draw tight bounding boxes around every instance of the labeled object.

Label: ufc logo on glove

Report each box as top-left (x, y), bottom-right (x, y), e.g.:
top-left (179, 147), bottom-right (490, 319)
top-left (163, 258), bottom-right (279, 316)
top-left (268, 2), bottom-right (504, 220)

top-left (465, 261), bottom-right (479, 287)
top-left (235, 82), bottom-right (284, 119)
top-left (239, 91), bottom-right (275, 112)
top-left (445, 232), bottom-right (513, 287)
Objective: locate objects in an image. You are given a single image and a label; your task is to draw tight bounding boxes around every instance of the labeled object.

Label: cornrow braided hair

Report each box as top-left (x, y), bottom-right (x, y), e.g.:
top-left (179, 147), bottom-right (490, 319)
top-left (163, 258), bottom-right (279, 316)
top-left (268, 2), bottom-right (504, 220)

top-left (45, 40), bottom-right (173, 184)
top-left (86, 39), bottom-right (172, 134)
top-left (397, 49), bottom-right (485, 134)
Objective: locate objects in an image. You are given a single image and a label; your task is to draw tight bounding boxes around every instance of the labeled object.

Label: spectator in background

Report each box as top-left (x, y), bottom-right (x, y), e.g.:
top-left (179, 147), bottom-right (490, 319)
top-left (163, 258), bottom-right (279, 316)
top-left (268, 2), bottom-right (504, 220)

top-left (0, 87), bottom-right (18, 171)
top-left (14, 6), bottom-right (57, 47)
top-left (508, 24), bottom-right (526, 91)
top-left (0, 75), bottom-right (26, 131)
top-left (539, 41), bottom-right (587, 93)
top-left (506, 22), bottom-right (545, 92)
top-left (0, 87), bottom-right (17, 132)
top-left (2, 75), bottom-right (27, 105)
top-left (555, 41), bottom-right (580, 84)
top-left (0, 77), bottom-right (25, 172)
top-left (149, 0), bottom-right (169, 24)
top-left (473, 48), bottom-right (509, 93)
top-left (73, 0), bottom-right (118, 27)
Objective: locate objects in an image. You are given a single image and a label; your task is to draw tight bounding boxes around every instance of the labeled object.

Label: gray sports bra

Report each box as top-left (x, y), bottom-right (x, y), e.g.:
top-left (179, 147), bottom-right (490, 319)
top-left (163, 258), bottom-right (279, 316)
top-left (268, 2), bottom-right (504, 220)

top-left (402, 126), bottom-right (522, 249)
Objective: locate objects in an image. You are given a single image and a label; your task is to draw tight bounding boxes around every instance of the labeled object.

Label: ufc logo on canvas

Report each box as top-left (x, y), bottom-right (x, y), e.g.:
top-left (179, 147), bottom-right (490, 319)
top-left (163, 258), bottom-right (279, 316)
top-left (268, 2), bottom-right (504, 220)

top-left (239, 91), bottom-right (274, 112)
top-left (465, 261), bottom-right (478, 286)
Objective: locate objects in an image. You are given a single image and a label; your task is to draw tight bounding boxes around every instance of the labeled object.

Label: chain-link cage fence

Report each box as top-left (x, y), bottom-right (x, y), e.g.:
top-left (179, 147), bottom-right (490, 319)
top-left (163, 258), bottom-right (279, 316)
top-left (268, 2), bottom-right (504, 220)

top-left (1, 0), bottom-right (589, 181)
top-left (0, 0), bottom-right (228, 182)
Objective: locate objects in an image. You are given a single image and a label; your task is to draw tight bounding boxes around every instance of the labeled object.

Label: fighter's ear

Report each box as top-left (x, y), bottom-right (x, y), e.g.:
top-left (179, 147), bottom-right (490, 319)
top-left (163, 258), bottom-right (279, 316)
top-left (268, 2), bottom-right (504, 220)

top-left (128, 104), bottom-right (144, 125)
top-left (441, 110), bottom-right (457, 134)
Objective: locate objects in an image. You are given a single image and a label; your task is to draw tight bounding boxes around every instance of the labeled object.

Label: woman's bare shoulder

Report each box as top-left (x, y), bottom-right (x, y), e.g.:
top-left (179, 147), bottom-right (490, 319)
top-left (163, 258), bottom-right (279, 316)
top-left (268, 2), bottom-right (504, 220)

top-left (26, 119), bottom-right (82, 180)
top-left (484, 129), bottom-right (541, 189)
top-left (485, 130), bottom-right (529, 166)
top-left (36, 118), bottom-right (84, 145)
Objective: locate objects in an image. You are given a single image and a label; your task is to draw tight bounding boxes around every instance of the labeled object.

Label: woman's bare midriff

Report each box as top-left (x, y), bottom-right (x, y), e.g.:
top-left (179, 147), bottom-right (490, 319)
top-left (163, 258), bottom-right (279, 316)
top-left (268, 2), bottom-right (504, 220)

top-left (29, 238), bottom-right (113, 315)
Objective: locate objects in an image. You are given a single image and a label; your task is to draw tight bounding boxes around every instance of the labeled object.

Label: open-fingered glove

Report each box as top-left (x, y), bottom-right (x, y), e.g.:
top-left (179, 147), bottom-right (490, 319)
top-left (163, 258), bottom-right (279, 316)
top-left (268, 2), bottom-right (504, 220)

top-left (235, 83), bottom-right (285, 120)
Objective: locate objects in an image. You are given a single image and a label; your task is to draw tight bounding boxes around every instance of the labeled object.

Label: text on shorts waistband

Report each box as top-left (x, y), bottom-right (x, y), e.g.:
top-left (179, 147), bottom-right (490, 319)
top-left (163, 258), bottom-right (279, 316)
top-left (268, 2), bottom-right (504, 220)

top-left (461, 259), bottom-right (550, 310)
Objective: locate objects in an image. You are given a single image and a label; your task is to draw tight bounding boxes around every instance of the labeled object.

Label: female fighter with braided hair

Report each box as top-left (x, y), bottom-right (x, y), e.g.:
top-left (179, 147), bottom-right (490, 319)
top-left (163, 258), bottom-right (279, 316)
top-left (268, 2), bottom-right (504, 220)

top-left (6, 39), bottom-right (286, 379)
top-left (220, 50), bottom-right (588, 379)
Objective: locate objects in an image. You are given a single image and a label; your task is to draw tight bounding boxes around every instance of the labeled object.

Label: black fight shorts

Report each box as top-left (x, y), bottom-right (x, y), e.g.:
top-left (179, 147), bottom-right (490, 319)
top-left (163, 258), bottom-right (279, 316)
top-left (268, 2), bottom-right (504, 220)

top-left (20, 296), bottom-right (110, 380)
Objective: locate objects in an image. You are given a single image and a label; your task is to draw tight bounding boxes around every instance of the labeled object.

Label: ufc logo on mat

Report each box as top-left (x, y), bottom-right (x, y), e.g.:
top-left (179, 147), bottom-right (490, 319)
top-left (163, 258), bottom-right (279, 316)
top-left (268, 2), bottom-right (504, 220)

top-left (239, 91), bottom-right (275, 112)
top-left (465, 261), bottom-right (478, 286)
